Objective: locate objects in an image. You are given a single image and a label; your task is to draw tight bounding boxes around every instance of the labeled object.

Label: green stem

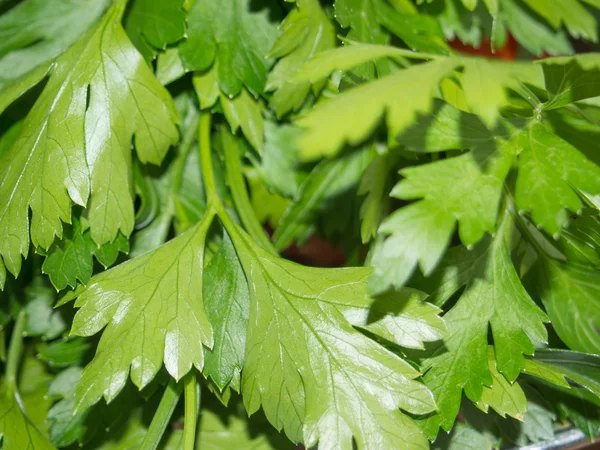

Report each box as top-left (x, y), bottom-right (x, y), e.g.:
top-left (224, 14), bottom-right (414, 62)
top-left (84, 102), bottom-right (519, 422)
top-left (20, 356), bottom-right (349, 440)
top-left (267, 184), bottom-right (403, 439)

top-left (140, 379), bottom-right (182, 450)
top-left (514, 82), bottom-right (542, 111)
top-left (5, 311), bottom-right (26, 393)
top-left (199, 111), bottom-right (220, 207)
top-left (183, 372), bottom-right (199, 450)
top-left (222, 132), bottom-right (277, 254)
top-left (198, 111), bottom-right (253, 242)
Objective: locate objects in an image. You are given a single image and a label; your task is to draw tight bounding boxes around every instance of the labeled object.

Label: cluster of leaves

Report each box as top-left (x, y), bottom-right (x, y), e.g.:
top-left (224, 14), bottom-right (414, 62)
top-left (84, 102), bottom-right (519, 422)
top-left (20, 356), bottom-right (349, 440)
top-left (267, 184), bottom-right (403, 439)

top-left (1, 0), bottom-right (600, 449)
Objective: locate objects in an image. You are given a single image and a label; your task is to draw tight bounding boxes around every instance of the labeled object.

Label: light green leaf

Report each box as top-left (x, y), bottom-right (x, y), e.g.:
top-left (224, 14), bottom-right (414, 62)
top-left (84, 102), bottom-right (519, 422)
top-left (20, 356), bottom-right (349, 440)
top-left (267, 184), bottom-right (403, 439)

top-left (25, 280), bottom-right (66, 340)
top-left (47, 367), bottom-right (88, 447)
top-left (0, 0), bottom-right (110, 86)
top-left (156, 47), bottom-right (186, 86)
top-left (192, 64), bottom-right (220, 109)
top-left (360, 288), bottom-right (447, 349)
top-left (267, 0), bottom-right (336, 116)
top-left (515, 122), bottom-right (600, 235)
top-left (124, 0), bottom-right (186, 62)
top-left (536, 258), bottom-right (600, 354)
top-left (291, 44), bottom-right (432, 85)
top-left (475, 348), bottom-right (527, 420)
top-left (522, 0), bottom-right (597, 41)
top-left (460, 59), bottom-right (538, 127)
top-left (0, 2), bottom-right (179, 279)
top-left (542, 54), bottom-right (600, 110)
top-left (228, 224), bottom-right (435, 449)
top-left (397, 100), bottom-right (519, 152)
top-left (179, 0), bottom-right (280, 97)
top-left (501, 0), bottom-right (573, 57)
top-left (418, 214), bottom-right (548, 437)
top-left (63, 214), bottom-right (215, 413)
top-left (374, 0), bottom-right (450, 55)
top-left (203, 232), bottom-right (250, 390)
top-left (246, 168), bottom-right (292, 229)
top-left (370, 141), bottom-right (516, 294)
top-left (260, 123), bottom-right (304, 198)
top-left (296, 59), bottom-right (456, 160)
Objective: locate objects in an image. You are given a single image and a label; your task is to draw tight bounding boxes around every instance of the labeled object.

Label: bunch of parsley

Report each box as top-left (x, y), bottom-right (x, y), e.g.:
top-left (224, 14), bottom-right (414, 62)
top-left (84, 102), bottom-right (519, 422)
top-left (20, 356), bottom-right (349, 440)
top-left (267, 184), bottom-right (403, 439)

top-left (0, 0), bottom-right (599, 449)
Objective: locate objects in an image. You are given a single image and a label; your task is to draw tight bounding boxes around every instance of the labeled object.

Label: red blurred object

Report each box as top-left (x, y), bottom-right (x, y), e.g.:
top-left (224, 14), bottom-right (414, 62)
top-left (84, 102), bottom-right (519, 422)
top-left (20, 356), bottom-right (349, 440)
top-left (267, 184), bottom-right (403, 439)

top-left (449, 33), bottom-right (518, 60)
top-left (263, 224), bottom-right (346, 267)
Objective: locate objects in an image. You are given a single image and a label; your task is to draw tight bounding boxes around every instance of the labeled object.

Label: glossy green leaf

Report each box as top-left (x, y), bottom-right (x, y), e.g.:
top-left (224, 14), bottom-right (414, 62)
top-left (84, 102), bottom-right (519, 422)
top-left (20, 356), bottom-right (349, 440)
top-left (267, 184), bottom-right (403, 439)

top-left (203, 232), bottom-right (250, 390)
top-left (62, 214), bottom-right (215, 413)
top-left (0, 0), bottom-right (110, 86)
top-left (0, 2), bottom-right (179, 279)
top-left (475, 348), bottom-right (527, 420)
top-left (524, 350), bottom-right (600, 399)
top-left (228, 224), bottom-right (435, 449)
top-left (360, 288), bottom-right (447, 349)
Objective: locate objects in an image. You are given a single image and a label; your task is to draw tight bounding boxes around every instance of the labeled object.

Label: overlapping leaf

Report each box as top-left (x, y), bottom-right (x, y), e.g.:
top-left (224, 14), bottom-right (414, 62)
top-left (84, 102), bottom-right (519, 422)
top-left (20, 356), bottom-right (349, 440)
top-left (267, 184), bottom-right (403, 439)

top-left (0, 2), bottom-right (179, 282)
top-left (0, 0), bottom-right (110, 86)
top-left (296, 58), bottom-right (456, 159)
top-left (203, 232), bottom-right (250, 390)
top-left (227, 224), bottom-right (436, 449)
top-left (266, 0), bottom-right (336, 116)
top-left (125, 0), bottom-right (186, 62)
top-left (515, 122), bottom-right (600, 235)
top-left (536, 258), bottom-right (600, 355)
top-left (370, 137), bottom-right (516, 293)
top-left (180, 0), bottom-right (280, 97)
top-left (60, 214), bottom-right (214, 413)
top-left (416, 213), bottom-right (548, 437)
top-left (42, 218), bottom-right (129, 291)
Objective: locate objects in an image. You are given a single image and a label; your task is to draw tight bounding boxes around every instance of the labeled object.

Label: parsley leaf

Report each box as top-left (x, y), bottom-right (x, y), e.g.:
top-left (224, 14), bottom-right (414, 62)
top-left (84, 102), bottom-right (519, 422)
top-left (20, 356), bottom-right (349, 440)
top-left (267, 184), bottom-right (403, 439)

top-left (125, 0), bottom-right (186, 63)
top-left (267, 0), bottom-right (336, 116)
top-left (416, 213), bottom-right (548, 436)
top-left (515, 122), bottom-right (600, 235)
top-left (0, 2), bottom-right (179, 280)
top-left (61, 214), bottom-right (215, 413)
top-left (536, 258), bottom-right (600, 354)
top-left (0, 0), bottom-right (110, 86)
top-left (370, 140), bottom-right (516, 293)
top-left (180, 0), bottom-right (280, 97)
top-left (228, 223), bottom-right (436, 449)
